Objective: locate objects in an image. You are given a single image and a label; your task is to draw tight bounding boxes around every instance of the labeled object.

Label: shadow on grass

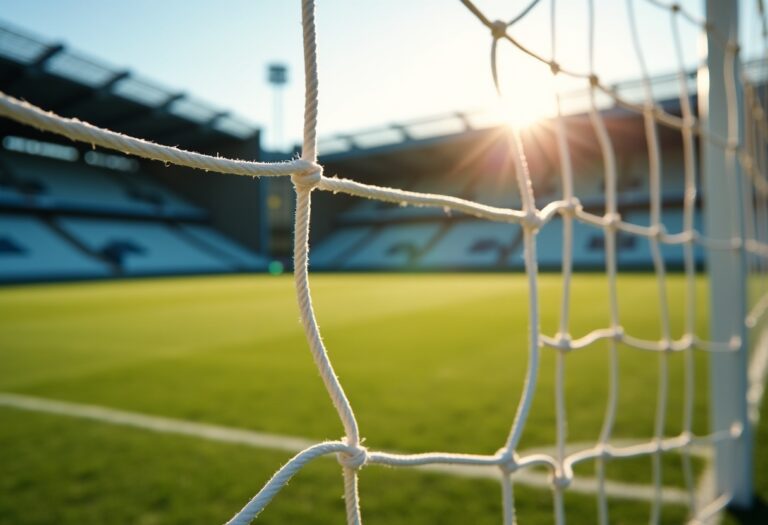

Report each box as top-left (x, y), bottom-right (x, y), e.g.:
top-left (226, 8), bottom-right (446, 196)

top-left (725, 495), bottom-right (768, 524)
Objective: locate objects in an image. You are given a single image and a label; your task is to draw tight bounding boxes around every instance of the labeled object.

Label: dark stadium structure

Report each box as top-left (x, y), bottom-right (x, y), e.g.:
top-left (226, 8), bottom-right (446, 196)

top-left (3, 22), bottom-right (762, 282)
top-left (0, 23), bottom-right (270, 282)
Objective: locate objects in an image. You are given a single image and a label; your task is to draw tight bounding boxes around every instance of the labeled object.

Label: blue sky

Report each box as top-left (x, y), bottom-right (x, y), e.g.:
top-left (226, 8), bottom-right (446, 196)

top-left (0, 1), bottom-right (762, 150)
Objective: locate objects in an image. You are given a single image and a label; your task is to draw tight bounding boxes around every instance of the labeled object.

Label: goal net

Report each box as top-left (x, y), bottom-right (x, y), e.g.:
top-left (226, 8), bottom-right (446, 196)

top-left (0, 1), bottom-right (767, 524)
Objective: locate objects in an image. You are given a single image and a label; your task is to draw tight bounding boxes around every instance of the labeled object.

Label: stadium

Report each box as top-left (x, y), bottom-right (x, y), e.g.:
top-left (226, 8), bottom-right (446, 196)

top-left (0, 1), bottom-right (767, 524)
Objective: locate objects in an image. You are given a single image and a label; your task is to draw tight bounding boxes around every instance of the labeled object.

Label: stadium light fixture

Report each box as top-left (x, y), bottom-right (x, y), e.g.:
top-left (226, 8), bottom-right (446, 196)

top-left (267, 63), bottom-right (288, 151)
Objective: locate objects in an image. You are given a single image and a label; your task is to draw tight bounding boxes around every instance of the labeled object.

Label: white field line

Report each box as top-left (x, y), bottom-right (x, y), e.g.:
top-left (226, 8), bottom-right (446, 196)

top-left (691, 327), bottom-right (768, 525)
top-left (692, 464), bottom-right (718, 525)
top-left (0, 391), bottom-right (690, 505)
top-left (415, 462), bottom-right (690, 504)
top-left (748, 327), bottom-right (768, 424)
top-left (0, 392), bottom-right (317, 453)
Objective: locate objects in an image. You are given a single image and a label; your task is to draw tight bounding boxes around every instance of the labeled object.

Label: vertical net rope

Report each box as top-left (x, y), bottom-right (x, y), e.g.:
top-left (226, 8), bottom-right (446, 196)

top-left (0, 0), bottom-right (767, 523)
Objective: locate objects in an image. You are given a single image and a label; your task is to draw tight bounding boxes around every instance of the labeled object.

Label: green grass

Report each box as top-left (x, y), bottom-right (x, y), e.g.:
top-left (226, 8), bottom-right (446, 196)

top-left (0, 273), bottom-right (756, 524)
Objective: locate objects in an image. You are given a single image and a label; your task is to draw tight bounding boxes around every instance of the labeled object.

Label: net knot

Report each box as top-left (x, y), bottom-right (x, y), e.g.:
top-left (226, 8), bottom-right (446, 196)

top-left (643, 101), bottom-right (657, 115)
top-left (495, 448), bottom-right (519, 474)
top-left (553, 333), bottom-right (572, 352)
top-left (670, 3), bottom-right (681, 13)
top-left (604, 212), bottom-right (621, 230)
top-left (549, 61), bottom-right (561, 75)
top-left (550, 471), bottom-right (572, 491)
top-left (523, 211), bottom-right (542, 231)
top-left (490, 20), bottom-right (507, 40)
top-left (595, 443), bottom-right (613, 459)
top-left (679, 333), bottom-right (694, 350)
top-left (588, 74), bottom-right (600, 87)
top-left (649, 224), bottom-right (666, 241)
top-left (560, 198), bottom-right (581, 217)
top-left (291, 162), bottom-right (323, 189)
top-left (337, 443), bottom-right (368, 470)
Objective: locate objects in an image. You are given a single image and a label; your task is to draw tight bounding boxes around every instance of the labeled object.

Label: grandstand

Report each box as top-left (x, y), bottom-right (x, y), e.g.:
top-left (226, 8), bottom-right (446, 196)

top-left (0, 21), bottom-right (749, 281)
top-left (0, 23), bottom-right (269, 283)
top-left (311, 91), bottom-right (707, 272)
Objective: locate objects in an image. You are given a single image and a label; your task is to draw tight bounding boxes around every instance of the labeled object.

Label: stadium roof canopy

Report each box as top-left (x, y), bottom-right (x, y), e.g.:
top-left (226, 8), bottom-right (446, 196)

top-left (316, 59), bottom-right (766, 183)
top-left (0, 23), bottom-right (259, 152)
top-left (316, 61), bottom-right (768, 161)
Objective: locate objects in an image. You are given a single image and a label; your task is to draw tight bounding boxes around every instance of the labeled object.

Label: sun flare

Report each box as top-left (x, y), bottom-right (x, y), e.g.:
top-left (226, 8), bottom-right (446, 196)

top-left (494, 92), bottom-right (555, 130)
top-left (495, 79), bottom-right (557, 129)
top-left (492, 56), bottom-right (561, 130)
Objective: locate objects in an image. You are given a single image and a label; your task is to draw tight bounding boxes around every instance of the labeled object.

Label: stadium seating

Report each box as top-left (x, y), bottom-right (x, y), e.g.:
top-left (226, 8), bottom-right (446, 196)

top-left (0, 146), bottom-right (275, 282)
top-left (419, 221), bottom-right (520, 269)
top-left (621, 151), bottom-right (687, 200)
top-left (507, 217), bottom-right (609, 270)
top-left (2, 152), bottom-right (205, 218)
top-left (115, 172), bottom-right (207, 219)
top-left (310, 226), bottom-right (373, 269)
top-left (343, 223), bottom-right (441, 269)
top-left (620, 208), bottom-right (705, 268)
top-left (339, 199), bottom-right (440, 223)
top-left (56, 217), bottom-right (233, 275)
top-left (0, 106), bottom-right (708, 281)
top-left (0, 213), bottom-right (110, 281)
top-left (179, 223), bottom-right (269, 271)
top-left (571, 164), bottom-right (606, 207)
top-left (3, 153), bottom-right (154, 214)
top-left (469, 173), bottom-right (522, 209)
top-left (0, 178), bottom-right (27, 207)
top-left (504, 208), bottom-right (703, 270)
top-left (339, 175), bottom-right (473, 224)
top-left (340, 200), bottom-right (385, 223)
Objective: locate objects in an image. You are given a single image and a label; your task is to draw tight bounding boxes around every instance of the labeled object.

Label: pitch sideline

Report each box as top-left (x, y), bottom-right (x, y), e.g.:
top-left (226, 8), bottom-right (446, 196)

top-left (0, 391), bottom-right (689, 505)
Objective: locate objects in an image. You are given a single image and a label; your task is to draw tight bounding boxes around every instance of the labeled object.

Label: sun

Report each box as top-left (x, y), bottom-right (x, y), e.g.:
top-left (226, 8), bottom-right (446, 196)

top-left (491, 58), bottom-right (560, 130)
top-left (494, 91), bottom-right (556, 130)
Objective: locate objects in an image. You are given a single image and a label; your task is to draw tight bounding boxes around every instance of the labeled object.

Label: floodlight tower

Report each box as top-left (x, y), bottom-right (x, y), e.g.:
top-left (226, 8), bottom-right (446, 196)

top-left (267, 63), bottom-right (288, 151)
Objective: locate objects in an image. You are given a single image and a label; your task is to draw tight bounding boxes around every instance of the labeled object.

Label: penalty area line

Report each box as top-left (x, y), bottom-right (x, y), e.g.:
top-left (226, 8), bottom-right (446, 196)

top-left (0, 391), bottom-right (688, 505)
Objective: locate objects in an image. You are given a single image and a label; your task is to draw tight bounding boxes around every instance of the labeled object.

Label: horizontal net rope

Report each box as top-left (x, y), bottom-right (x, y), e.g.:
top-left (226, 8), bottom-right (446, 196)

top-left (1, 0), bottom-right (768, 524)
top-left (0, 93), bottom-right (315, 178)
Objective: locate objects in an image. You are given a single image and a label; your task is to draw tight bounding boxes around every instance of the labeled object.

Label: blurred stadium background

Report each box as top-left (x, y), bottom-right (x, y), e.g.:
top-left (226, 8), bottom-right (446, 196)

top-left (1, 2), bottom-right (768, 524)
top-left (0, 20), bottom-right (746, 281)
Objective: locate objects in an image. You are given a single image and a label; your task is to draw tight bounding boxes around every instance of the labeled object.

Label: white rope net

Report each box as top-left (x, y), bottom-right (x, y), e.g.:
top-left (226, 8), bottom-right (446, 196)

top-left (1, 1), bottom-right (767, 523)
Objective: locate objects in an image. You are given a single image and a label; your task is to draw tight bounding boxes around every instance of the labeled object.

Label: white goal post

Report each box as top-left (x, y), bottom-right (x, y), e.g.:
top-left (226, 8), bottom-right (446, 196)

top-left (0, 0), bottom-right (767, 524)
top-left (701, 0), bottom-right (753, 509)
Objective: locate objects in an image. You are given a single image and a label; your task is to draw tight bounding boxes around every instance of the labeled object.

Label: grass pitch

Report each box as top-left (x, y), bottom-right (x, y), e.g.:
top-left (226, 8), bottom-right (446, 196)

top-left (0, 273), bottom-right (763, 524)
